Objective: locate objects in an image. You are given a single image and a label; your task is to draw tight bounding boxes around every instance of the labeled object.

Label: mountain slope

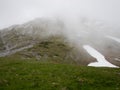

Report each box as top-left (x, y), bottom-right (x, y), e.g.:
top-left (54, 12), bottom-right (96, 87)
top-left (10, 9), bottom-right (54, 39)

top-left (0, 17), bottom-right (120, 67)
top-left (0, 17), bottom-right (120, 90)
top-left (0, 18), bottom-right (96, 66)
top-left (7, 36), bottom-right (95, 65)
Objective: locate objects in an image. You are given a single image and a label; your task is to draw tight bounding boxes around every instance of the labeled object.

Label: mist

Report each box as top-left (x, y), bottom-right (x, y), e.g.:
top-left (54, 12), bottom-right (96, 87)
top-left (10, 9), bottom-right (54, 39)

top-left (0, 0), bottom-right (120, 50)
top-left (0, 0), bottom-right (120, 41)
top-left (0, 0), bottom-right (120, 29)
top-left (0, 1), bottom-right (120, 41)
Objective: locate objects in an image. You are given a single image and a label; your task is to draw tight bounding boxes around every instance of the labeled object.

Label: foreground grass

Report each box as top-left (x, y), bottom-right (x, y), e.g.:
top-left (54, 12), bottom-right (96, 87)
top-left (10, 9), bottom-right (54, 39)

top-left (0, 58), bottom-right (120, 90)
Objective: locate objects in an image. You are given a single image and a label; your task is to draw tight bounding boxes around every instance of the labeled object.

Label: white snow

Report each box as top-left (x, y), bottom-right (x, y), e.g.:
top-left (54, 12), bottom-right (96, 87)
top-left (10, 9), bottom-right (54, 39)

top-left (83, 45), bottom-right (118, 68)
top-left (0, 44), bottom-right (33, 57)
top-left (114, 58), bottom-right (120, 62)
top-left (106, 35), bottom-right (120, 43)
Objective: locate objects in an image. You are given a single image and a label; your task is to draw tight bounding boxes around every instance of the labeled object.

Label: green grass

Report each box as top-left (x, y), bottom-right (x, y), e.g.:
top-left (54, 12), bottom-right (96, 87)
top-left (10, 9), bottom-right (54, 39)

top-left (0, 57), bottom-right (120, 90)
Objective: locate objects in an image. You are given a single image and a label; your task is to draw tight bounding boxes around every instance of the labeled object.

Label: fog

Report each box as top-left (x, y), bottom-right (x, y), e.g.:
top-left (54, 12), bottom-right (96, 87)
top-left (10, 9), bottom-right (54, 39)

top-left (0, 0), bottom-right (120, 29)
top-left (0, 0), bottom-right (120, 53)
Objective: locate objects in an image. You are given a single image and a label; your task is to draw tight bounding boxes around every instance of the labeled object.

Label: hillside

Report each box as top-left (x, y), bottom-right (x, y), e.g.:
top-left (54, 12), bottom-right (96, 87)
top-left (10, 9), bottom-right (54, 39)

top-left (0, 18), bottom-right (96, 66)
top-left (6, 36), bottom-right (95, 65)
top-left (0, 18), bottom-right (120, 67)
top-left (0, 17), bottom-right (120, 90)
top-left (0, 58), bottom-right (120, 90)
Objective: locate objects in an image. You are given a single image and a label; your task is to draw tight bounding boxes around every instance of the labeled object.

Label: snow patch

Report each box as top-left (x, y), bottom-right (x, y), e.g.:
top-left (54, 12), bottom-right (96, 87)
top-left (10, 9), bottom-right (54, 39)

top-left (83, 45), bottom-right (118, 68)
top-left (0, 44), bottom-right (33, 57)
top-left (114, 58), bottom-right (120, 62)
top-left (106, 36), bottom-right (120, 43)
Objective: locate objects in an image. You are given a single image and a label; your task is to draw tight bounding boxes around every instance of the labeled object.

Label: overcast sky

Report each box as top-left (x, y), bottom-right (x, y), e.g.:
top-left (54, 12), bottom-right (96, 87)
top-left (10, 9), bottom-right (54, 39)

top-left (0, 0), bottom-right (120, 29)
